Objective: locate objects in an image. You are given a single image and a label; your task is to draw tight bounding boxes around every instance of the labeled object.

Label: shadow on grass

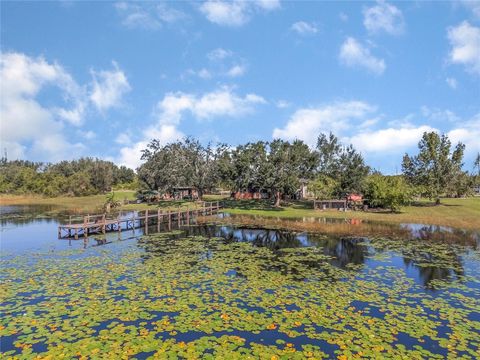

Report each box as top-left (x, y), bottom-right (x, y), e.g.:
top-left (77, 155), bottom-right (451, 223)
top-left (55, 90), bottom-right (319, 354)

top-left (222, 199), bottom-right (316, 212)
top-left (411, 201), bottom-right (461, 208)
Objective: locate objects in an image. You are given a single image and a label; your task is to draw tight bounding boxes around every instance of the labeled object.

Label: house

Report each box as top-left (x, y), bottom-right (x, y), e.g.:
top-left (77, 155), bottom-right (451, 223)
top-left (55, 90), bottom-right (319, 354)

top-left (172, 187), bottom-right (198, 200)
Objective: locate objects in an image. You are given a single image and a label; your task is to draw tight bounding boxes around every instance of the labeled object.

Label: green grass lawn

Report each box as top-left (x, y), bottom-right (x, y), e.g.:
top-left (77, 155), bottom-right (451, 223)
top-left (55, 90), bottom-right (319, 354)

top-left (222, 197), bottom-right (480, 230)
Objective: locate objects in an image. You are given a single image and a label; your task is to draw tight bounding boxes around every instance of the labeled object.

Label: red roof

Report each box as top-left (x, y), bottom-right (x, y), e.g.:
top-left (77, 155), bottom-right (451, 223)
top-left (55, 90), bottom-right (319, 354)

top-left (347, 194), bottom-right (363, 202)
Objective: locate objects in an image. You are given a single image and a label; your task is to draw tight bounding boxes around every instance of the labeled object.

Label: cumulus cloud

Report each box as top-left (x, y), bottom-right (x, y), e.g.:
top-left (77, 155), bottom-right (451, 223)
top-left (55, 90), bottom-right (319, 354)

top-left (348, 125), bottom-right (437, 153)
top-left (291, 21), bottom-right (318, 35)
top-left (118, 87), bottom-right (266, 168)
top-left (274, 101), bottom-right (479, 172)
top-left (199, 0), bottom-right (280, 27)
top-left (0, 52), bottom-right (85, 161)
top-left (89, 61), bottom-right (131, 112)
top-left (447, 113), bottom-right (480, 159)
top-left (363, 0), bottom-right (405, 35)
top-left (339, 37), bottom-right (386, 75)
top-left (115, 2), bottom-right (185, 30)
top-left (447, 21), bottom-right (480, 75)
top-left (273, 101), bottom-right (376, 146)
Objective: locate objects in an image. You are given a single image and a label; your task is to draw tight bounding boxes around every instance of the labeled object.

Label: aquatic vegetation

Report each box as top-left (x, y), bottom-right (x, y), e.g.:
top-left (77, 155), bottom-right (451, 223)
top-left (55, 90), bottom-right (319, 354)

top-left (1, 229), bottom-right (480, 359)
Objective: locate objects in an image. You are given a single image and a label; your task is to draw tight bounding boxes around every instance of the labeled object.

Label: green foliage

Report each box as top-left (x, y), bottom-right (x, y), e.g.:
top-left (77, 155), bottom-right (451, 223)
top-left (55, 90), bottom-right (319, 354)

top-left (365, 174), bottom-right (413, 212)
top-left (103, 191), bottom-right (122, 212)
top-left (402, 132), bottom-right (468, 203)
top-left (316, 132), bottom-right (370, 196)
top-left (263, 139), bottom-right (318, 206)
top-left (309, 175), bottom-right (339, 200)
top-left (0, 158), bottom-right (137, 197)
top-left (138, 137), bottom-right (227, 199)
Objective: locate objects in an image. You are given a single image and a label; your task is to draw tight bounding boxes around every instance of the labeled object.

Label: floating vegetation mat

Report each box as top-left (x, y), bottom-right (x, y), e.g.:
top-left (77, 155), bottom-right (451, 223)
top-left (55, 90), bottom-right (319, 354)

top-left (1, 230), bottom-right (480, 359)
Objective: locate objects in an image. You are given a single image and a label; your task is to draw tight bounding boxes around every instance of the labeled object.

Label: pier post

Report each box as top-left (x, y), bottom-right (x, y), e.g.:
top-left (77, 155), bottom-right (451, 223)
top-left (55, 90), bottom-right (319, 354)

top-left (145, 210), bottom-right (149, 232)
top-left (168, 212), bottom-right (171, 230)
top-left (157, 209), bottom-right (161, 232)
top-left (102, 214), bottom-right (106, 234)
top-left (186, 207), bottom-right (190, 224)
top-left (177, 209), bottom-right (181, 227)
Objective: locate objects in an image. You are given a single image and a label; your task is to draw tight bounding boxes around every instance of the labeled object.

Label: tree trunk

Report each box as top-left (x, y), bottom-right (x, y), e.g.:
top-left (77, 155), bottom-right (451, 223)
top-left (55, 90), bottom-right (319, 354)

top-left (435, 198), bottom-right (441, 205)
top-left (274, 191), bottom-right (281, 207)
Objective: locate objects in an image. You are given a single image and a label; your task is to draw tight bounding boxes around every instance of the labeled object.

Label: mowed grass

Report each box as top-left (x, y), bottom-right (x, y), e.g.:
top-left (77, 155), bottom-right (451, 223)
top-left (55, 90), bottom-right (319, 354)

top-left (222, 197), bottom-right (480, 231)
top-left (2, 192), bottom-right (479, 230)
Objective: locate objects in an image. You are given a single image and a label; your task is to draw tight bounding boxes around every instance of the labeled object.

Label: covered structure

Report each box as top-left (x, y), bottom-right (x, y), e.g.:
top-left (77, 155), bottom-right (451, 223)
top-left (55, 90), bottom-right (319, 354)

top-left (173, 187), bottom-right (199, 200)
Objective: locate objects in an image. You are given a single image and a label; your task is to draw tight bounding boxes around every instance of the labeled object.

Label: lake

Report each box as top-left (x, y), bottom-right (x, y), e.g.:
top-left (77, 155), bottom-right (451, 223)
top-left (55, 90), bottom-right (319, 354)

top-left (1, 205), bottom-right (480, 359)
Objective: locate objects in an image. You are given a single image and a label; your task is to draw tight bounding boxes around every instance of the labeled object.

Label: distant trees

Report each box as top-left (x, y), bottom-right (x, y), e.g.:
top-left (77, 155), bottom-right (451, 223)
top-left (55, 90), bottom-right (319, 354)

top-left (364, 174), bottom-right (413, 212)
top-left (309, 174), bottom-right (338, 200)
top-left (402, 132), bottom-right (468, 204)
top-left (138, 134), bottom-right (368, 206)
top-left (315, 132), bottom-right (370, 197)
top-left (138, 137), bottom-right (227, 199)
top-left (262, 139), bottom-right (318, 206)
top-left (0, 158), bottom-right (136, 196)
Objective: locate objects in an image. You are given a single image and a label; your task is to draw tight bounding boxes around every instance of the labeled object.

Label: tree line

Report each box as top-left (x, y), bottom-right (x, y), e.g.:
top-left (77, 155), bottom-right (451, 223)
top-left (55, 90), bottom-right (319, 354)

top-left (0, 158), bottom-right (136, 197)
top-left (138, 131), bottom-right (479, 211)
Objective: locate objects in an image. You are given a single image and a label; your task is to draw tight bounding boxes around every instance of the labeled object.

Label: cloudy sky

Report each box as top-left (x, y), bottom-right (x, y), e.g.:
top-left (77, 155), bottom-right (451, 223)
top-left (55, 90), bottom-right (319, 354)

top-left (1, 1), bottom-right (479, 172)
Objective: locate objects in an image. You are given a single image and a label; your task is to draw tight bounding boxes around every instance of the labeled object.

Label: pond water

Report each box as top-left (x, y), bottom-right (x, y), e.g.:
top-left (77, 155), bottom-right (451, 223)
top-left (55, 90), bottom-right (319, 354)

top-left (1, 205), bottom-right (480, 359)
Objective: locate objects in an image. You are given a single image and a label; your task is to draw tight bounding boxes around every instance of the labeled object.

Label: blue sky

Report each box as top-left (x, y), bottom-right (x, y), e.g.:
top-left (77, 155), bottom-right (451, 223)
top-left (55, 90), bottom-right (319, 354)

top-left (1, 0), bottom-right (479, 173)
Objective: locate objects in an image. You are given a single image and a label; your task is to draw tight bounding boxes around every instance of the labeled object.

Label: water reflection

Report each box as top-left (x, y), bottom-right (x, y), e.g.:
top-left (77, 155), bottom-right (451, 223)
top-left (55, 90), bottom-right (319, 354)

top-left (1, 205), bottom-right (478, 288)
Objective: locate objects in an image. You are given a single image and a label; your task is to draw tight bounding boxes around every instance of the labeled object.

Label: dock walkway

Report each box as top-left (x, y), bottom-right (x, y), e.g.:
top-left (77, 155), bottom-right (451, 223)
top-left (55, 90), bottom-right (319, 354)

top-left (58, 201), bottom-right (221, 239)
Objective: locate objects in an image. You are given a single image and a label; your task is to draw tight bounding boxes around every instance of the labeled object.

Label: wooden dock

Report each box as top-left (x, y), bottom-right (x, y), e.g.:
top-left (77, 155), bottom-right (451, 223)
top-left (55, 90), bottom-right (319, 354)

top-left (58, 201), bottom-right (221, 239)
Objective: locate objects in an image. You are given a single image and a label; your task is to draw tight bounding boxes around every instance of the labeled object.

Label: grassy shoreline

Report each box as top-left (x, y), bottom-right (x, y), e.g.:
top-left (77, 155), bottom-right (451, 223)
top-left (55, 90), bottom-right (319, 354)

top-left (1, 193), bottom-right (479, 231)
top-left (221, 197), bottom-right (480, 231)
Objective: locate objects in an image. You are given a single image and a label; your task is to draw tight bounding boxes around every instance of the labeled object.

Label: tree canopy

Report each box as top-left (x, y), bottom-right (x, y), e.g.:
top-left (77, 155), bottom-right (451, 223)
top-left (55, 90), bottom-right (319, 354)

top-left (402, 132), bottom-right (467, 203)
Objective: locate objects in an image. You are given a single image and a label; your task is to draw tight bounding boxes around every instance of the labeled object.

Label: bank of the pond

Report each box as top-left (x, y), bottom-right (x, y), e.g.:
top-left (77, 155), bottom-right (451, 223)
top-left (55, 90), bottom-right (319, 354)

top-left (222, 197), bottom-right (480, 231)
top-left (2, 193), bottom-right (479, 230)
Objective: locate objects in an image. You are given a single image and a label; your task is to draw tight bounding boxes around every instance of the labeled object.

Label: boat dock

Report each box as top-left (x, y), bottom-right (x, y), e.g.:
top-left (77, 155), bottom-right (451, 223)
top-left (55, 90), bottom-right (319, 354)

top-left (57, 201), bottom-right (222, 239)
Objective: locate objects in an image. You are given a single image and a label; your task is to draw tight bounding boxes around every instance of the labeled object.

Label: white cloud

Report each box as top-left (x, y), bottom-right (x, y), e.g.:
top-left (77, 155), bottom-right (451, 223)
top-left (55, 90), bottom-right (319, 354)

top-left (90, 61), bottom-right (131, 112)
top-left (446, 77), bottom-right (458, 89)
top-left (447, 21), bottom-right (480, 75)
top-left (349, 125), bottom-right (437, 153)
top-left (0, 52), bottom-right (85, 161)
top-left (363, 0), bottom-right (405, 35)
top-left (273, 101), bottom-right (376, 145)
top-left (207, 48), bottom-right (233, 61)
top-left (226, 64), bottom-right (247, 77)
top-left (291, 21), bottom-right (318, 35)
top-left (118, 87), bottom-right (266, 168)
top-left (199, 0), bottom-right (280, 27)
top-left (447, 113), bottom-right (480, 158)
top-left (161, 87), bottom-right (266, 121)
top-left (339, 12), bottom-right (348, 22)
top-left (115, 2), bottom-right (185, 30)
top-left (339, 37), bottom-right (386, 75)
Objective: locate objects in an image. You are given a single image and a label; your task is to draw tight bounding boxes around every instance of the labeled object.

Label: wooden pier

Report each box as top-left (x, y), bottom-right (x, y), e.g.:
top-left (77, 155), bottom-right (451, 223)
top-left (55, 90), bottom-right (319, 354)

top-left (58, 201), bottom-right (221, 239)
